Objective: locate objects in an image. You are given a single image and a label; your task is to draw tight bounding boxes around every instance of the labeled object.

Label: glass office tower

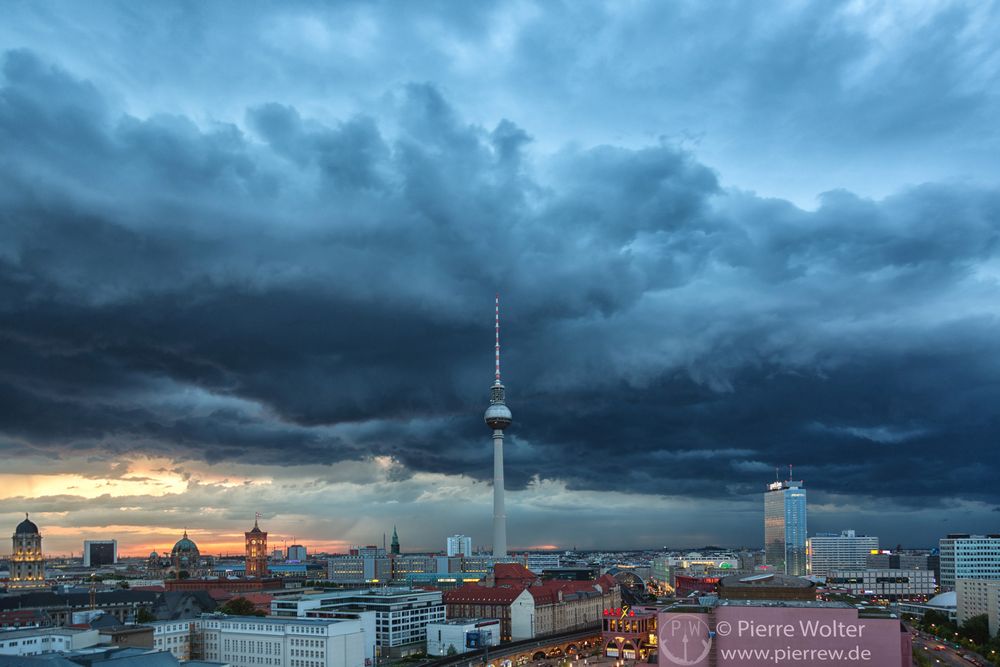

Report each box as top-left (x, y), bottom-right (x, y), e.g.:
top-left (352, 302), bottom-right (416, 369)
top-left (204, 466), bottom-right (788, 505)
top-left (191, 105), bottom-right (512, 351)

top-left (764, 479), bottom-right (808, 576)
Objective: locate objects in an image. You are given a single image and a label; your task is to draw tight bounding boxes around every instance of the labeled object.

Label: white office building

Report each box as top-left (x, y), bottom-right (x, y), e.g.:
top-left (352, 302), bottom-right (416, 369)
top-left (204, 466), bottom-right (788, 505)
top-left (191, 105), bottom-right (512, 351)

top-left (826, 568), bottom-right (936, 599)
top-left (956, 579), bottom-right (1000, 638)
top-left (149, 615), bottom-right (368, 667)
top-left (939, 534), bottom-right (1000, 591)
top-left (446, 536), bottom-right (473, 558)
top-left (0, 627), bottom-right (99, 656)
top-left (807, 530), bottom-right (879, 576)
top-left (151, 620), bottom-right (196, 660)
top-left (525, 553), bottom-right (561, 574)
top-left (426, 619), bottom-right (500, 656)
top-left (273, 588), bottom-right (445, 657)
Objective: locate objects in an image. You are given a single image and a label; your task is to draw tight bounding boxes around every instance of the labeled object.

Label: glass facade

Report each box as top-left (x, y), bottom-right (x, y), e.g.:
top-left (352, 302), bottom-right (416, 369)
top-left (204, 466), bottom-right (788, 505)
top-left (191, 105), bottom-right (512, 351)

top-left (764, 480), bottom-right (807, 576)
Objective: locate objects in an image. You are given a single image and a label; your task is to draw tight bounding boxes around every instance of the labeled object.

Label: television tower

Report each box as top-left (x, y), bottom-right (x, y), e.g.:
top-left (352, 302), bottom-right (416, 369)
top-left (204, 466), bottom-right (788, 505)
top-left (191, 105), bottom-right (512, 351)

top-left (484, 295), bottom-right (512, 557)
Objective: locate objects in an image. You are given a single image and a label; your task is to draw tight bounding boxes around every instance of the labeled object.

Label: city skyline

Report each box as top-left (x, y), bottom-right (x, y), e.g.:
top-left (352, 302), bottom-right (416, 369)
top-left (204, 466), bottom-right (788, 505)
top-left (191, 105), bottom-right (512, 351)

top-left (2, 2), bottom-right (1000, 554)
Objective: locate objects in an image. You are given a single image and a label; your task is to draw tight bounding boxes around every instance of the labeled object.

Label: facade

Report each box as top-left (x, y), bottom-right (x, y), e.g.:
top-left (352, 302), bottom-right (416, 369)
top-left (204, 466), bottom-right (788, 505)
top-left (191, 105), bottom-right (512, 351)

top-left (245, 517), bottom-right (268, 578)
top-left (956, 579), bottom-right (1000, 638)
top-left (526, 553), bottom-right (561, 573)
top-left (326, 553), bottom-right (518, 585)
top-left (0, 590), bottom-right (159, 626)
top-left (443, 564), bottom-right (620, 641)
top-left (447, 535), bottom-right (473, 558)
top-left (287, 545), bottom-right (307, 562)
top-left (272, 588), bottom-right (445, 658)
top-left (0, 627), bottom-right (99, 656)
top-left (150, 614), bottom-right (368, 667)
top-left (673, 575), bottom-right (721, 597)
top-left (426, 618), bottom-right (500, 656)
top-left (826, 569), bottom-right (936, 599)
top-left (602, 605), bottom-right (657, 661)
top-left (485, 295), bottom-right (512, 558)
top-left (764, 480), bottom-right (807, 576)
top-left (10, 514), bottom-right (45, 589)
top-left (806, 530), bottom-right (878, 576)
top-left (649, 556), bottom-right (671, 594)
top-left (938, 534), bottom-right (1000, 591)
top-left (150, 619), bottom-right (197, 660)
top-left (83, 539), bottom-right (119, 568)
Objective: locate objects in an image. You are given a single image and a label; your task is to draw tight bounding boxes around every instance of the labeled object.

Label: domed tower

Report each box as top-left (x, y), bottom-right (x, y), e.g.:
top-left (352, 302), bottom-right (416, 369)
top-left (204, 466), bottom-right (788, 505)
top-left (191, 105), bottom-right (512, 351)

top-left (245, 513), bottom-right (268, 578)
top-left (171, 530), bottom-right (201, 576)
top-left (484, 295), bottom-right (513, 557)
top-left (10, 513), bottom-right (44, 589)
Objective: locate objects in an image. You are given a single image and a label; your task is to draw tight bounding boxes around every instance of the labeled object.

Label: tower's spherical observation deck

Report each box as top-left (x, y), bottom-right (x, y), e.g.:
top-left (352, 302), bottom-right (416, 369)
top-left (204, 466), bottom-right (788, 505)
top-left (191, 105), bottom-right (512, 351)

top-left (484, 402), bottom-right (512, 430)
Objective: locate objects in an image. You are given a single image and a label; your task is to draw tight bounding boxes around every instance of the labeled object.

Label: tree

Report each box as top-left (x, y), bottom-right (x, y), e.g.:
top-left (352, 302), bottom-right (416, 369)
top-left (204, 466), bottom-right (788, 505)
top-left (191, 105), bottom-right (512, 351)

top-left (961, 614), bottom-right (991, 646)
top-left (446, 645), bottom-right (458, 656)
top-left (136, 608), bottom-right (155, 623)
top-left (220, 597), bottom-right (265, 617)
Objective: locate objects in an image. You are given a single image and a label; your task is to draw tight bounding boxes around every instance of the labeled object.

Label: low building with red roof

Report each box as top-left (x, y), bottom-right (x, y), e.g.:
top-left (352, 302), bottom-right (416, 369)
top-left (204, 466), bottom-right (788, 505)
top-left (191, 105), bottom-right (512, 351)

top-left (443, 565), bottom-right (620, 641)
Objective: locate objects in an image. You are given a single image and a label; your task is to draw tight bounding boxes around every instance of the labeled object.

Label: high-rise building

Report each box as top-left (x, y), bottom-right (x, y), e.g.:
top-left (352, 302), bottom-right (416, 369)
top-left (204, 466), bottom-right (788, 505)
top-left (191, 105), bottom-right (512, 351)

top-left (764, 478), bottom-right (807, 576)
top-left (287, 544), bottom-right (307, 561)
top-left (484, 295), bottom-right (512, 558)
top-left (446, 535), bottom-right (472, 557)
top-left (10, 514), bottom-right (45, 589)
top-left (806, 530), bottom-right (878, 576)
top-left (939, 534), bottom-right (1000, 591)
top-left (245, 515), bottom-right (268, 578)
top-left (83, 540), bottom-right (118, 567)
top-left (956, 579), bottom-right (1000, 638)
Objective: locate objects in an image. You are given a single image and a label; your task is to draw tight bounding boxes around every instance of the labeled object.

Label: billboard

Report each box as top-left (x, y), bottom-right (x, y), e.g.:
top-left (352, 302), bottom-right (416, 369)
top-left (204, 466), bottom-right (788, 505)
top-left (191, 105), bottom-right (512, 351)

top-left (658, 607), bottom-right (904, 667)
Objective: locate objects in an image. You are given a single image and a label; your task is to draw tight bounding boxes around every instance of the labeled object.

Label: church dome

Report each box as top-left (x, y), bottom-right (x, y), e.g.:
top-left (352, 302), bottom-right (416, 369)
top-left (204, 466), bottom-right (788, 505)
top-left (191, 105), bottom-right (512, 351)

top-left (172, 531), bottom-right (200, 556)
top-left (15, 514), bottom-right (39, 535)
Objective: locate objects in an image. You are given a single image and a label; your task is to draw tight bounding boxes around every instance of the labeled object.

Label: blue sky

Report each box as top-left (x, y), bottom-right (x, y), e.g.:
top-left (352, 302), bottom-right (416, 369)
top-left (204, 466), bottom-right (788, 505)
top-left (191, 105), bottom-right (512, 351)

top-left (1, 1), bottom-right (999, 554)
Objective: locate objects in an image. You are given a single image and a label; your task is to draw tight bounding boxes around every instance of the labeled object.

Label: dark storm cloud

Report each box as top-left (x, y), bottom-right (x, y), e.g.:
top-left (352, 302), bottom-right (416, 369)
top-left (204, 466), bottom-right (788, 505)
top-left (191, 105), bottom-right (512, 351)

top-left (2, 43), bottom-right (1000, 533)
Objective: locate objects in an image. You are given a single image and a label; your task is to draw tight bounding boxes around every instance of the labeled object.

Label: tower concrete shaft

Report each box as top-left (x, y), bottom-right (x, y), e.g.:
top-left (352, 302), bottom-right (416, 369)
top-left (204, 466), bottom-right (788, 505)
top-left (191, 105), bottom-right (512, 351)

top-left (493, 428), bottom-right (507, 557)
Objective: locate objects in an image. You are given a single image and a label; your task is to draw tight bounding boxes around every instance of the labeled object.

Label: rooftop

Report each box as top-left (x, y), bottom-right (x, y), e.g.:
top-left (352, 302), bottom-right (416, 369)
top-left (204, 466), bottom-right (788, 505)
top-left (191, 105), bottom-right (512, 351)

top-left (719, 573), bottom-right (814, 589)
top-left (0, 626), bottom-right (94, 639)
top-left (431, 618), bottom-right (500, 626)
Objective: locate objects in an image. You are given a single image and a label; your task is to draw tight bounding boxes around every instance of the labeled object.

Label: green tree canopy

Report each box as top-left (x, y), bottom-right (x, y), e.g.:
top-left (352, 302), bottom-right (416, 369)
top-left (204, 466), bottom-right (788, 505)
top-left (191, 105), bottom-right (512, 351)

top-left (220, 597), bottom-right (265, 616)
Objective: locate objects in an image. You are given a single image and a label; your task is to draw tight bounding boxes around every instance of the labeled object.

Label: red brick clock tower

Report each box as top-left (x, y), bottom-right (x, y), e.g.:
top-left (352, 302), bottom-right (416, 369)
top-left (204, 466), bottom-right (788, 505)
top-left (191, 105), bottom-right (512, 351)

top-left (245, 513), bottom-right (268, 578)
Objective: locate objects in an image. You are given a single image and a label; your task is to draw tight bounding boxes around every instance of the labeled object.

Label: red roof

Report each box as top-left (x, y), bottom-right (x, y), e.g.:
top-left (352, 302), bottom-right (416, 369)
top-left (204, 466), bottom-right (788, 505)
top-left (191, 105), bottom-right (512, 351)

top-left (492, 563), bottom-right (537, 587)
top-left (444, 584), bottom-right (524, 605)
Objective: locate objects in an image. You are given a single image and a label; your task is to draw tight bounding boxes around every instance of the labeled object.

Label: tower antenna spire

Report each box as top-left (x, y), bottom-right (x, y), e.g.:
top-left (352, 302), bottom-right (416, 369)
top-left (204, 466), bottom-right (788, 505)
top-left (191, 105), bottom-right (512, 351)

top-left (789, 464), bottom-right (793, 481)
top-left (495, 294), bottom-right (501, 383)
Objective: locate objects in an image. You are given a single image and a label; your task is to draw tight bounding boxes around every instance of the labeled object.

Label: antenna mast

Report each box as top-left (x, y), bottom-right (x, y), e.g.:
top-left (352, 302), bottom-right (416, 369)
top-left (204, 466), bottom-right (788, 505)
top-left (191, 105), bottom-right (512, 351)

top-left (495, 294), bottom-right (501, 382)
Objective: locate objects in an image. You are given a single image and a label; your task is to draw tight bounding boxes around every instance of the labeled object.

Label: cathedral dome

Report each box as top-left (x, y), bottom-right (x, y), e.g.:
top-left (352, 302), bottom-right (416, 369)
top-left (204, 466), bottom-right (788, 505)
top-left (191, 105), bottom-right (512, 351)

top-left (15, 514), bottom-right (39, 535)
top-left (171, 531), bottom-right (200, 558)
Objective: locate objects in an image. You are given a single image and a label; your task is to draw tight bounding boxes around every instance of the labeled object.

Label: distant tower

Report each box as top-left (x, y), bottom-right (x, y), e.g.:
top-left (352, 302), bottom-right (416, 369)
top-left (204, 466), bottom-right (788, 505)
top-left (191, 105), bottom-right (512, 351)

top-left (484, 295), bottom-right (512, 557)
top-left (245, 513), bottom-right (269, 578)
top-left (10, 513), bottom-right (45, 589)
top-left (390, 526), bottom-right (400, 555)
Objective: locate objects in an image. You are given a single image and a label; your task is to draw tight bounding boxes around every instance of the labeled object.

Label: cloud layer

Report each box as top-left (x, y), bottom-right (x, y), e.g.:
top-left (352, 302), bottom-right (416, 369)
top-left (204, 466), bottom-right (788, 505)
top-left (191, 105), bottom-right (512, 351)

top-left (1, 1), bottom-right (999, 551)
